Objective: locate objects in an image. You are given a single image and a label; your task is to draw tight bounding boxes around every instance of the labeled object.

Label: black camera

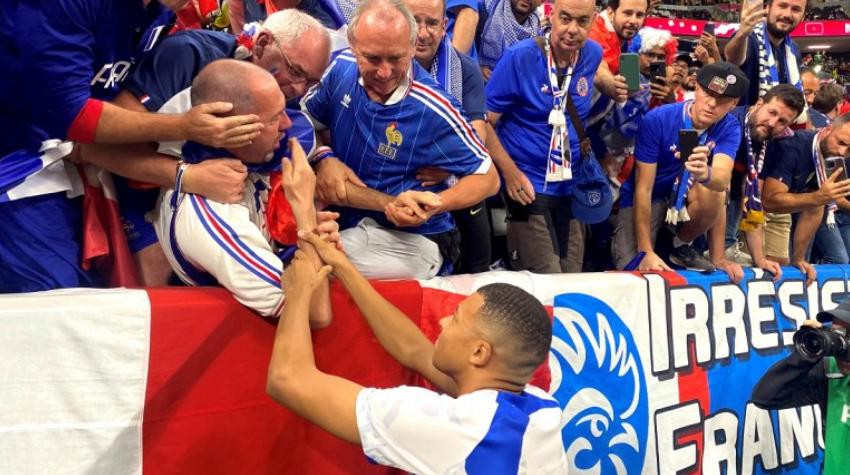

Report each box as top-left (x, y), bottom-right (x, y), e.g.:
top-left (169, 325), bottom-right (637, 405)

top-left (793, 326), bottom-right (850, 362)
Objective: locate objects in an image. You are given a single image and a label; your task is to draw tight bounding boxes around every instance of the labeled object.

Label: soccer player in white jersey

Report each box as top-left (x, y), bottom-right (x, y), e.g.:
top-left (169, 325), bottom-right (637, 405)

top-left (267, 231), bottom-right (566, 474)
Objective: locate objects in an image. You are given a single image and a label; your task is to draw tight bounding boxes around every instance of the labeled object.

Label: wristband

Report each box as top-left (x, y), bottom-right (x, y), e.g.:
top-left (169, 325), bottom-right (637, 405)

top-left (309, 146), bottom-right (334, 165)
top-left (698, 166), bottom-right (712, 185)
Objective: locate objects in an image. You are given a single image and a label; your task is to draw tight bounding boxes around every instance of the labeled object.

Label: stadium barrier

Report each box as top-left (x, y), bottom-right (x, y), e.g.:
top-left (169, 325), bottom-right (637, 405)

top-left (2, 266), bottom-right (844, 474)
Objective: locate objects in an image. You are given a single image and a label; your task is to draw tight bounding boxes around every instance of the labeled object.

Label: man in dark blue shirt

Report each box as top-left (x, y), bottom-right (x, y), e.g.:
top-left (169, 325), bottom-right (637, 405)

top-left (724, 0), bottom-right (805, 108)
top-left (762, 113), bottom-right (850, 284)
top-left (721, 84), bottom-right (804, 281)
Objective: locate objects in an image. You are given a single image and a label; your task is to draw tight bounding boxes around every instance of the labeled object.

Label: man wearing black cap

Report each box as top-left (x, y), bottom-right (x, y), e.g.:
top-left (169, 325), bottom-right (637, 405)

top-left (613, 62), bottom-right (747, 272)
top-left (761, 113), bottom-right (850, 284)
top-left (752, 302), bottom-right (850, 475)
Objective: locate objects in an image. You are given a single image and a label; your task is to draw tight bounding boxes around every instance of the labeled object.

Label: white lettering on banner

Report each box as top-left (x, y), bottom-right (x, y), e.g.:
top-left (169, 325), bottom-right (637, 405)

top-left (842, 404), bottom-right (850, 424)
top-left (650, 278), bottom-right (850, 374)
top-left (701, 410), bottom-right (738, 475)
top-left (655, 402), bottom-right (821, 474)
top-left (654, 401), bottom-right (701, 474)
top-left (778, 406), bottom-right (818, 463)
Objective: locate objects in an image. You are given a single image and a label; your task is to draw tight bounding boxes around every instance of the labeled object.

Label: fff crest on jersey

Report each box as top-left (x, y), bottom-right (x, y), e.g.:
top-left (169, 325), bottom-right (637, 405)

top-left (378, 122), bottom-right (403, 159)
top-left (576, 77), bottom-right (589, 97)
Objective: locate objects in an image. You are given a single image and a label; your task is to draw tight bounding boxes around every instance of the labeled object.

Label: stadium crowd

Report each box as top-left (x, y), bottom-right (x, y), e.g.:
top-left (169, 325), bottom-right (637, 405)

top-left (4, 0), bottom-right (850, 470)
top-left (5, 0), bottom-right (847, 292)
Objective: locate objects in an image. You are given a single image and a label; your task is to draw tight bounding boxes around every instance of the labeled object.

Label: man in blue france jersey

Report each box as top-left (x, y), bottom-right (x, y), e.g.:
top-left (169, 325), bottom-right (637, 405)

top-left (761, 113), bottom-right (850, 285)
top-left (485, 0), bottom-right (615, 274)
top-left (80, 9), bottom-right (332, 285)
top-left (612, 62), bottom-right (747, 273)
top-left (153, 59), bottom-right (336, 324)
top-left (302, 0), bottom-right (499, 280)
top-left (267, 231), bottom-right (566, 474)
top-left (0, 0), bottom-right (262, 292)
top-left (404, 0), bottom-right (492, 273)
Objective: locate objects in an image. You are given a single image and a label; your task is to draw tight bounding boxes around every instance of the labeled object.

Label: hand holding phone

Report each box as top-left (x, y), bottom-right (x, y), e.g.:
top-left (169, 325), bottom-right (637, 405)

top-left (619, 53), bottom-right (640, 92)
top-left (824, 156), bottom-right (848, 184)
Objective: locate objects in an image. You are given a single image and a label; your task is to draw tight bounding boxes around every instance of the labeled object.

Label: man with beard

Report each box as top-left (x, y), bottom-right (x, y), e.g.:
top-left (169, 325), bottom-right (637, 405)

top-left (588, 0), bottom-right (647, 75)
top-left (762, 113), bottom-right (850, 284)
top-left (404, 0), bottom-right (493, 273)
top-left (612, 62), bottom-right (747, 272)
top-left (478, 0), bottom-right (542, 79)
top-left (725, 0), bottom-right (807, 107)
top-left (720, 84), bottom-right (805, 280)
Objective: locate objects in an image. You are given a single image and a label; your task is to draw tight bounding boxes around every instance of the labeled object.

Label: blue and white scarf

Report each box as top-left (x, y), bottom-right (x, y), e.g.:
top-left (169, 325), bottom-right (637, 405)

top-left (812, 129), bottom-right (838, 228)
top-left (479, 0), bottom-right (541, 69)
top-left (666, 101), bottom-right (714, 225)
top-left (754, 21), bottom-right (802, 99)
top-left (430, 38), bottom-right (464, 103)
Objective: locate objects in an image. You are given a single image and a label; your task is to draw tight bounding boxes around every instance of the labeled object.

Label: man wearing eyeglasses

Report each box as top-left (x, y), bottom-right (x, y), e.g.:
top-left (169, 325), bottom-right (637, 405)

top-left (80, 9), bottom-right (333, 285)
top-left (303, 0), bottom-right (499, 279)
top-left (402, 0), bottom-right (493, 273)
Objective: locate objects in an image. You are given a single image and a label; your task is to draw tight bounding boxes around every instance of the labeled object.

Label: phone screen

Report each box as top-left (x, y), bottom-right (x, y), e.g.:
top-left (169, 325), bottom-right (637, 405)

top-left (619, 53), bottom-right (641, 92)
top-left (825, 157), bottom-right (848, 183)
top-left (703, 23), bottom-right (715, 35)
top-left (649, 62), bottom-right (666, 83)
top-left (679, 129), bottom-right (699, 165)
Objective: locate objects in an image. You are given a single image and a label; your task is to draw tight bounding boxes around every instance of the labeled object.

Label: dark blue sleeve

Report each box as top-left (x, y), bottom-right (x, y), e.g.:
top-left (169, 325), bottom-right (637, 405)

top-left (763, 138), bottom-right (799, 188)
top-left (19, 0), bottom-right (100, 140)
top-left (446, 0), bottom-right (478, 13)
top-left (634, 109), bottom-right (663, 164)
top-left (124, 32), bottom-right (215, 112)
top-left (485, 46), bottom-right (521, 113)
top-left (459, 53), bottom-right (485, 121)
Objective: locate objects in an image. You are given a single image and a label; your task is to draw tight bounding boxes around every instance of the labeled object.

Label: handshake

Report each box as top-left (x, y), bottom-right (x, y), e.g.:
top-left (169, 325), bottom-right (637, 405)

top-left (384, 190), bottom-right (443, 228)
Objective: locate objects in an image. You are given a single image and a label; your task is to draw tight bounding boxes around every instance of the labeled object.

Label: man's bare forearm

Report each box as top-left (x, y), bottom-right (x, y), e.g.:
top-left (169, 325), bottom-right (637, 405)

top-left (341, 182), bottom-right (394, 211)
top-left (80, 142), bottom-right (178, 187)
top-left (437, 166), bottom-right (498, 211)
top-left (95, 102), bottom-right (188, 144)
top-left (792, 207), bottom-right (823, 261)
top-left (451, 8), bottom-right (479, 54)
top-left (724, 32), bottom-right (749, 66)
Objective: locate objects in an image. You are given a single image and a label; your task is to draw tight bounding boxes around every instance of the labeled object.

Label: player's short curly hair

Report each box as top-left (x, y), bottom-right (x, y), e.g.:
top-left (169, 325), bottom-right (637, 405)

top-left (476, 283), bottom-right (552, 372)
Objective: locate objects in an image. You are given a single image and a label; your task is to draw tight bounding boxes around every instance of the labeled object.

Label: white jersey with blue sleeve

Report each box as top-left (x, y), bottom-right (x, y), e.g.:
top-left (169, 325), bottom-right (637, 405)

top-left (355, 385), bottom-right (566, 474)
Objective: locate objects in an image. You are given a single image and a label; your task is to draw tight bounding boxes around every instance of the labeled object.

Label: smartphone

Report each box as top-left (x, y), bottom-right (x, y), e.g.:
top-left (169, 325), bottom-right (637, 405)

top-left (824, 156), bottom-right (848, 183)
top-left (649, 62), bottom-right (666, 84)
top-left (620, 53), bottom-right (640, 92)
top-left (679, 129), bottom-right (699, 164)
top-left (703, 22), bottom-right (715, 35)
top-left (678, 39), bottom-right (696, 54)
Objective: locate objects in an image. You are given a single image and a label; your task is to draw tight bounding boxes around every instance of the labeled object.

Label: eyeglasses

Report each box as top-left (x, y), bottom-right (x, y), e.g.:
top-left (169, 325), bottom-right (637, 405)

top-left (270, 36), bottom-right (321, 88)
top-left (415, 17), bottom-right (444, 34)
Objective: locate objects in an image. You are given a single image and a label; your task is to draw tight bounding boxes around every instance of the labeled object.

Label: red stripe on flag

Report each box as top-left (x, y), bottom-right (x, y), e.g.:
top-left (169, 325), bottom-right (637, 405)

top-left (143, 281), bottom-right (422, 473)
top-left (662, 272), bottom-right (709, 475)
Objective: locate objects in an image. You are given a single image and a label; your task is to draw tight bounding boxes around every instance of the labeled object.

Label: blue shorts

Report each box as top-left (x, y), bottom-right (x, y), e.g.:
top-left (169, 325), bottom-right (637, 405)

top-left (114, 177), bottom-right (160, 254)
top-left (0, 192), bottom-right (100, 292)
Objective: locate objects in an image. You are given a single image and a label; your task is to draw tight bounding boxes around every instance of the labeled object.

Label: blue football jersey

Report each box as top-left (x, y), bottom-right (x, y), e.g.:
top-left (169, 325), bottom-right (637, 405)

top-left (302, 52), bottom-right (491, 235)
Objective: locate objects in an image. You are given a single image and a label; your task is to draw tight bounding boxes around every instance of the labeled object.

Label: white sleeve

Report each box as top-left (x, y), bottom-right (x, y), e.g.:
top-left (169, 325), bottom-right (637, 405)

top-left (355, 386), bottom-right (497, 474)
top-left (175, 194), bottom-right (285, 317)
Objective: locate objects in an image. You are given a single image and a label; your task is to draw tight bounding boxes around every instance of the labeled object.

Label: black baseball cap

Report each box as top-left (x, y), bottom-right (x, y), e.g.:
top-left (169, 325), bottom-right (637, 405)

top-left (696, 61), bottom-right (749, 98)
top-left (674, 53), bottom-right (694, 67)
top-left (817, 300), bottom-right (850, 325)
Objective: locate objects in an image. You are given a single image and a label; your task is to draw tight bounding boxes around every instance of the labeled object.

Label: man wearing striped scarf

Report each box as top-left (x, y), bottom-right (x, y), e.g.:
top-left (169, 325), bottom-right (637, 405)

top-left (724, 0), bottom-right (806, 108)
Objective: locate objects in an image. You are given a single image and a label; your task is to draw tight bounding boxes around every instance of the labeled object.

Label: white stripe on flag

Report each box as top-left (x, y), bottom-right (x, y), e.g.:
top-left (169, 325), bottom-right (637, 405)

top-left (0, 288), bottom-right (151, 475)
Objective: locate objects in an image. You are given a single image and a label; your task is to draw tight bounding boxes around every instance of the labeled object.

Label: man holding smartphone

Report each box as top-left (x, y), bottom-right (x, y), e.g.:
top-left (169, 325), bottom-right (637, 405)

top-left (762, 113), bottom-right (850, 284)
top-left (724, 0), bottom-right (807, 107)
top-left (612, 62), bottom-right (747, 272)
